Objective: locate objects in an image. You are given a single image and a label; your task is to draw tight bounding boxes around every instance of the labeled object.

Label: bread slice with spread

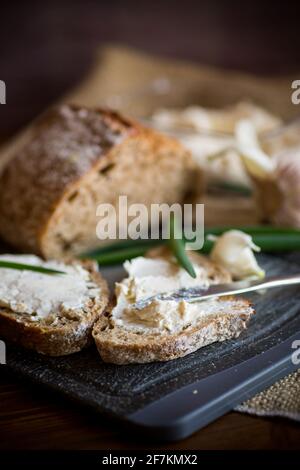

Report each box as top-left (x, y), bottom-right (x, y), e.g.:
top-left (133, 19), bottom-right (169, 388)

top-left (0, 255), bottom-right (109, 356)
top-left (93, 247), bottom-right (254, 364)
top-left (0, 105), bottom-right (197, 259)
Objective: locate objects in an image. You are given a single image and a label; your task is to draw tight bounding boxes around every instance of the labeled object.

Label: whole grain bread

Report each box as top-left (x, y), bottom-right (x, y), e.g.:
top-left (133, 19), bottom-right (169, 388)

top-left (93, 248), bottom-right (254, 364)
top-left (0, 105), bottom-right (198, 259)
top-left (0, 260), bottom-right (109, 356)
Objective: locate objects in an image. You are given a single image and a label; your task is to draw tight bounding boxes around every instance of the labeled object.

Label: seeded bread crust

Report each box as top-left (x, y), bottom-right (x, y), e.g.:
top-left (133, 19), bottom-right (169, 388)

top-left (93, 248), bottom-right (255, 364)
top-left (0, 260), bottom-right (109, 356)
top-left (0, 105), bottom-right (197, 259)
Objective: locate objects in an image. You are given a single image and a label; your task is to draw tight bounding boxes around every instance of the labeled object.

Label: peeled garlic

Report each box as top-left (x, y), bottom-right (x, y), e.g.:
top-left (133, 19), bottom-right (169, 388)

top-left (152, 102), bottom-right (281, 134)
top-left (235, 120), bottom-right (276, 180)
top-left (209, 230), bottom-right (265, 280)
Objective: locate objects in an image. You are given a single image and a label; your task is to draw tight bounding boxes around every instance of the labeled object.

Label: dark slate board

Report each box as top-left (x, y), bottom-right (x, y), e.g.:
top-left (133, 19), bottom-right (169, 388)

top-left (3, 253), bottom-right (300, 439)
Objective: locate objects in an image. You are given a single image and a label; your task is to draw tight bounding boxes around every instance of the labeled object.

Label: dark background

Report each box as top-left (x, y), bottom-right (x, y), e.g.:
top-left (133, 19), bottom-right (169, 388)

top-left (1, 0), bottom-right (300, 137)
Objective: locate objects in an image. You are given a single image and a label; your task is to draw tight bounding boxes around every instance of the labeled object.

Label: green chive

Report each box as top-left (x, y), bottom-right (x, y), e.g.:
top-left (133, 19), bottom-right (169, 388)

top-left (201, 233), bottom-right (300, 254)
top-left (168, 213), bottom-right (196, 278)
top-left (83, 244), bottom-right (154, 265)
top-left (79, 239), bottom-right (161, 259)
top-left (208, 181), bottom-right (253, 196)
top-left (245, 234), bottom-right (300, 252)
top-left (79, 225), bottom-right (300, 266)
top-left (0, 260), bottom-right (66, 275)
top-left (204, 225), bottom-right (300, 236)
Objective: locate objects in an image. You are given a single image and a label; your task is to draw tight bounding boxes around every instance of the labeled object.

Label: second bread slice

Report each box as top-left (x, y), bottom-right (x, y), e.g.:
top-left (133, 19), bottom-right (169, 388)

top-left (93, 248), bottom-right (254, 364)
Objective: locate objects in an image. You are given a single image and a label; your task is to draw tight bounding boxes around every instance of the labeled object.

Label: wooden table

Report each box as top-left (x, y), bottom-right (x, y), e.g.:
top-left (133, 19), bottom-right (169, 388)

top-left (1, 0), bottom-right (300, 450)
top-left (1, 368), bottom-right (300, 450)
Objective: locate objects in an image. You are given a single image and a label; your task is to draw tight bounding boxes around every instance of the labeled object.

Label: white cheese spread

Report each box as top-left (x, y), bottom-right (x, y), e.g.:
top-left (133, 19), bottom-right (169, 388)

top-left (111, 256), bottom-right (223, 334)
top-left (0, 254), bottom-right (101, 320)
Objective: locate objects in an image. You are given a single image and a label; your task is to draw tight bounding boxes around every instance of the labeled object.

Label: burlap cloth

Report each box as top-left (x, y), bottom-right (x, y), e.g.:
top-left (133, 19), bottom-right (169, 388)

top-left (236, 371), bottom-right (300, 420)
top-left (6, 44), bottom-right (300, 420)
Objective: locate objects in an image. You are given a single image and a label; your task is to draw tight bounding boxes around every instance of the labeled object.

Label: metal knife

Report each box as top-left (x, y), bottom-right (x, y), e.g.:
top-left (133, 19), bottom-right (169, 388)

top-left (131, 273), bottom-right (300, 310)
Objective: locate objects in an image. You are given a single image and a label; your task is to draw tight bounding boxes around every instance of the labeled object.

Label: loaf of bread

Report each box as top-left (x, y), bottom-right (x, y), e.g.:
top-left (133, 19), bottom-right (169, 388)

top-left (0, 105), bottom-right (197, 258)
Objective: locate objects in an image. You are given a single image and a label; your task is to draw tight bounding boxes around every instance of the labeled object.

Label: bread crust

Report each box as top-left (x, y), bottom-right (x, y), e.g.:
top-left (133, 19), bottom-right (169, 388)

top-left (0, 260), bottom-right (109, 356)
top-left (93, 248), bottom-right (255, 364)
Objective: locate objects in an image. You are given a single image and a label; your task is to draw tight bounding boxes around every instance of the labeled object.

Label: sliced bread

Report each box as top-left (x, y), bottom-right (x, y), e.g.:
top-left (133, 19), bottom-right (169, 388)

top-left (0, 256), bottom-right (109, 356)
top-left (0, 105), bottom-right (198, 259)
top-left (93, 247), bottom-right (254, 364)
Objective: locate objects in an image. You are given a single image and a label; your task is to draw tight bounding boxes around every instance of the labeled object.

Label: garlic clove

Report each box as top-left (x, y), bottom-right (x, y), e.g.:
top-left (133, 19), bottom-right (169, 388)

top-left (209, 229), bottom-right (265, 280)
top-left (235, 119), bottom-right (276, 180)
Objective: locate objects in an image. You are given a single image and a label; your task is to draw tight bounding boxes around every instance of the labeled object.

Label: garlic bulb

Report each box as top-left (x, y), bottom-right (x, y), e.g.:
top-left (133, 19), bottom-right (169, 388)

top-left (209, 230), bottom-right (265, 280)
